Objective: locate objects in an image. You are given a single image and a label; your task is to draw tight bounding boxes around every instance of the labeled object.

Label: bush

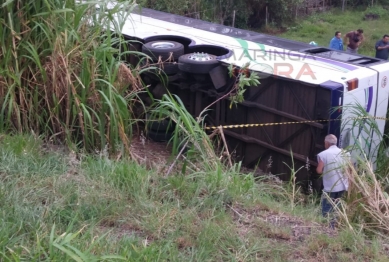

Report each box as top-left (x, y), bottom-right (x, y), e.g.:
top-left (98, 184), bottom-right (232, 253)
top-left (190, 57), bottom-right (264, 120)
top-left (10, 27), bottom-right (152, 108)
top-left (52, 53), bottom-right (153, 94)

top-left (363, 5), bottom-right (388, 19)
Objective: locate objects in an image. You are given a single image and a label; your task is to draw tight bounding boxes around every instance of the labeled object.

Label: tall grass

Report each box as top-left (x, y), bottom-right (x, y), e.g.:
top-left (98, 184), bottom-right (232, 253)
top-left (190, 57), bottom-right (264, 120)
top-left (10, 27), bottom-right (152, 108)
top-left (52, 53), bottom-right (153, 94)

top-left (320, 104), bottom-right (389, 238)
top-left (0, 0), bottom-right (144, 154)
top-left (336, 160), bottom-right (389, 239)
top-left (149, 93), bottom-right (220, 175)
top-left (340, 103), bottom-right (389, 181)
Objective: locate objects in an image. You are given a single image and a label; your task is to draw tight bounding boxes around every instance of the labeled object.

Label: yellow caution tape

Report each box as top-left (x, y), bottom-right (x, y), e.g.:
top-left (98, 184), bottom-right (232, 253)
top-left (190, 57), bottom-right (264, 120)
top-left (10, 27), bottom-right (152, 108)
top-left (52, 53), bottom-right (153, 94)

top-left (204, 116), bottom-right (388, 130)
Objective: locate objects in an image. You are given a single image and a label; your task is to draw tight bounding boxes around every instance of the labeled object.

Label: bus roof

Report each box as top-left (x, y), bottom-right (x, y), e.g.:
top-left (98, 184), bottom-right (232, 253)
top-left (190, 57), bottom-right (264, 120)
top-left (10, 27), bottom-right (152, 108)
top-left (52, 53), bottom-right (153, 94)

top-left (134, 7), bottom-right (387, 67)
top-left (113, 4), bottom-right (383, 85)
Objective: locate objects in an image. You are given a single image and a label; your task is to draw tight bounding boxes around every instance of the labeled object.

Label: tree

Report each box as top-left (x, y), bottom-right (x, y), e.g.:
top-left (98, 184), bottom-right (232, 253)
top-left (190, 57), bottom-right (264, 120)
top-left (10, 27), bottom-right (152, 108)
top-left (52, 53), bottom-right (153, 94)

top-left (139, 0), bottom-right (306, 29)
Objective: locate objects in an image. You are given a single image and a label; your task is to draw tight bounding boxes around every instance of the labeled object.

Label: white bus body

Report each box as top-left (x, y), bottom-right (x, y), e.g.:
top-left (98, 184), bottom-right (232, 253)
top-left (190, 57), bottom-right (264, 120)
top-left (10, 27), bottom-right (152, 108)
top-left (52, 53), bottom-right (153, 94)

top-left (100, 2), bottom-right (389, 191)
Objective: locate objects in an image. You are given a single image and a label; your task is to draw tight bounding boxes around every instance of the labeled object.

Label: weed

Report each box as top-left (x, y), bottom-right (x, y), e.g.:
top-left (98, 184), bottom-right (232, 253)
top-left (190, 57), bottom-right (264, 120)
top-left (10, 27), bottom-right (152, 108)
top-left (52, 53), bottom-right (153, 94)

top-left (283, 150), bottom-right (305, 210)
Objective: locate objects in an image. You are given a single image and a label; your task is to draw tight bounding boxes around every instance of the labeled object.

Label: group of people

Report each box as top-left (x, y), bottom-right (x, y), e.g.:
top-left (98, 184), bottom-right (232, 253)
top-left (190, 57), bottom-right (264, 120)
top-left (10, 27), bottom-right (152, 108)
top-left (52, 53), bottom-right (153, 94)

top-left (328, 29), bottom-right (389, 60)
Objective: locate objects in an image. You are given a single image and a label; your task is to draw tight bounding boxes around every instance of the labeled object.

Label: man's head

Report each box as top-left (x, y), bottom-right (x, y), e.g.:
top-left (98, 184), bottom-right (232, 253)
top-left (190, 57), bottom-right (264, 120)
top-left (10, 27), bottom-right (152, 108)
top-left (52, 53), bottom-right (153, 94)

top-left (357, 29), bottom-right (364, 34)
top-left (324, 134), bottom-right (337, 149)
top-left (383, 34), bottom-right (389, 43)
top-left (335, 31), bottom-right (341, 39)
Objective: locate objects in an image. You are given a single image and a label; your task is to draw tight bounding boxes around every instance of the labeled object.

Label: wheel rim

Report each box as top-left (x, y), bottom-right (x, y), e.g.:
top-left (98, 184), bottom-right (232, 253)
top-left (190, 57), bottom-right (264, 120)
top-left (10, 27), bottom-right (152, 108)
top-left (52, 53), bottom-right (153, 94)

top-left (151, 42), bottom-right (175, 49)
top-left (188, 52), bottom-right (214, 61)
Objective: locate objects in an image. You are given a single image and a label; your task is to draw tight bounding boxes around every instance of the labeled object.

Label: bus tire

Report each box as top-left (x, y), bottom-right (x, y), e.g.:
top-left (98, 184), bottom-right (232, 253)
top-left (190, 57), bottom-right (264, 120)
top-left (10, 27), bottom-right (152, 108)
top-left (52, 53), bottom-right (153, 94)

top-left (141, 60), bottom-right (179, 76)
top-left (142, 41), bottom-right (184, 62)
top-left (159, 62), bottom-right (179, 75)
top-left (146, 113), bottom-right (175, 132)
top-left (178, 53), bottom-right (220, 74)
top-left (146, 129), bottom-right (174, 142)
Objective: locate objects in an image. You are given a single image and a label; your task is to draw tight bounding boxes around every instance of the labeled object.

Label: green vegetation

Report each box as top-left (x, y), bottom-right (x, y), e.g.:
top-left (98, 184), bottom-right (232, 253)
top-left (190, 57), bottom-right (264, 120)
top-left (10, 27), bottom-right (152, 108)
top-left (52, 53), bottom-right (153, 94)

top-left (280, 7), bottom-right (389, 57)
top-left (1, 134), bottom-right (389, 261)
top-left (138, 0), bottom-right (307, 28)
top-left (0, 0), bottom-right (144, 154)
top-left (138, 0), bottom-right (389, 32)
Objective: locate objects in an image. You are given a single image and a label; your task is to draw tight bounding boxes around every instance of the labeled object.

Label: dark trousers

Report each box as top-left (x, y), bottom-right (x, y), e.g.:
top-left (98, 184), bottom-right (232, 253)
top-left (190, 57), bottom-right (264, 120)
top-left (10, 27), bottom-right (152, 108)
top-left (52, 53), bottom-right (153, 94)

top-left (322, 190), bottom-right (345, 217)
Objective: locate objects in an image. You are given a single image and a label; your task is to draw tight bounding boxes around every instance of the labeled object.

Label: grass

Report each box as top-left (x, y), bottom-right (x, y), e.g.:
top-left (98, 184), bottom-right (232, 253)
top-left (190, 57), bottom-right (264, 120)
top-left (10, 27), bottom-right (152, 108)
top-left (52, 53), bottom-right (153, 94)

top-left (279, 7), bottom-right (389, 57)
top-left (0, 133), bottom-right (388, 261)
top-left (0, 0), bottom-right (146, 155)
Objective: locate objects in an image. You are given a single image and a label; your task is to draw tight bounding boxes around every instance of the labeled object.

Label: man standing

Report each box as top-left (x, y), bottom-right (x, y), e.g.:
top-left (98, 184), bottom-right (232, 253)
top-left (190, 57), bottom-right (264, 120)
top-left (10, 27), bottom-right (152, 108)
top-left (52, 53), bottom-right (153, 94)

top-left (375, 35), bottom-right (389, 60)
top-left (344, 29), bottom-right (364, 53)
top-left (329, 31), bottom-right (343, 51)
top-left (316, 134), bottom-right (350, 227)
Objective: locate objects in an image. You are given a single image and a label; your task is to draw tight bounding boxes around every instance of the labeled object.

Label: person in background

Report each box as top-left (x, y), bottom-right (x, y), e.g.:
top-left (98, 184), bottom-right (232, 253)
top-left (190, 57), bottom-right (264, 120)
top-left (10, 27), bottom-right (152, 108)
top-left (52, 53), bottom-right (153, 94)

top-left (344, 29), bottom-right (364, 53)
top-left (329, 31), bottom-right (343, 51)
top-left (316, 134), bottom-right (350, 228)
top-left (375, 34), bottom-right (389, 60)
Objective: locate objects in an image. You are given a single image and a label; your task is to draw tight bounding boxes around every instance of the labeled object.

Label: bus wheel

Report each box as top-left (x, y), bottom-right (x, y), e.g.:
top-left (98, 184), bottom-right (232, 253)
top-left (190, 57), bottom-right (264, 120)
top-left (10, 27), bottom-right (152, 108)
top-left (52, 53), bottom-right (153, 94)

top-left (158, 62), bottom-right (179, 75)
top-left (178, 53), bottom-right (219, 74)
top-left (146, 129), bottom-right (174, 142)
top-left (140, 59), bottom-right (179, 76)
top-left (146, 111), bottom-right (176, 132)
top-left (142, 41), bottom-right (184, 61)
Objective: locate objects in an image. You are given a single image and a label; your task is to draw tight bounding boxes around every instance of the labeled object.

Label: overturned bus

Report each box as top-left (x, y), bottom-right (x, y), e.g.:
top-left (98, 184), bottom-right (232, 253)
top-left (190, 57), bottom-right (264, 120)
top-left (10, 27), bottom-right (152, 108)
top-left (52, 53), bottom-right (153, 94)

top-left (109, 3), bottom-right (389, 191)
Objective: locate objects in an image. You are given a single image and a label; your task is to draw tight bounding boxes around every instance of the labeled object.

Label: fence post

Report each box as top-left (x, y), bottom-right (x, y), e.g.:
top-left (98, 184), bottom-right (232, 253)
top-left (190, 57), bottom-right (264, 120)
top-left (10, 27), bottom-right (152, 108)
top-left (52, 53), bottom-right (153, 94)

top-left (295, 4), bottom-right (298, 20)
top-left (232, 10), bottom-right (236, 27)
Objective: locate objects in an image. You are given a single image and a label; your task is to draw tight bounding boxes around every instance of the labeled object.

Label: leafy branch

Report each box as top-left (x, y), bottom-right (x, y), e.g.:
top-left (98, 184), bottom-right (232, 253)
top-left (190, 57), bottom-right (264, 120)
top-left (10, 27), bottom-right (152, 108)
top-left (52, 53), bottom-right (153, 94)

top-left (228, 62), bottom-right (260, 108)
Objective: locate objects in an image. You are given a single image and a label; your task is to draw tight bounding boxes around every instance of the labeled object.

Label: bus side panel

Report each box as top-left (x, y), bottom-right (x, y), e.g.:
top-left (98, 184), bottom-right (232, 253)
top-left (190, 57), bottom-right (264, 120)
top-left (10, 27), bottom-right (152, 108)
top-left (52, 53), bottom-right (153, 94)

top-left (370, 65), bottom-right (389, 166)
top-left (215, 76), bottom-right (332, 191)
top-left (318, 81), bottom-right (344, 143)
top-left (341, 73), bottom-right (377, 160)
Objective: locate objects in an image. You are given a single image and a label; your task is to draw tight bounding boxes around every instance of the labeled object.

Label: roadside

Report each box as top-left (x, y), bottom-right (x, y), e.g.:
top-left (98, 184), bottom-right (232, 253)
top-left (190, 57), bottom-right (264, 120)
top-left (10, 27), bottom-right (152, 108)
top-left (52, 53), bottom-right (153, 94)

top-left (1, 134), bottom-right (388, 261)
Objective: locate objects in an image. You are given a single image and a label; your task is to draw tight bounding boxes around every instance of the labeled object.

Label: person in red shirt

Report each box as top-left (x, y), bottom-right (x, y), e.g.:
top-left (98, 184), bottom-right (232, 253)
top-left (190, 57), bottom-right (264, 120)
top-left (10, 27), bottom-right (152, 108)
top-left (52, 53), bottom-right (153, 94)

top-left (344, 29), bottom-right (364, 54)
